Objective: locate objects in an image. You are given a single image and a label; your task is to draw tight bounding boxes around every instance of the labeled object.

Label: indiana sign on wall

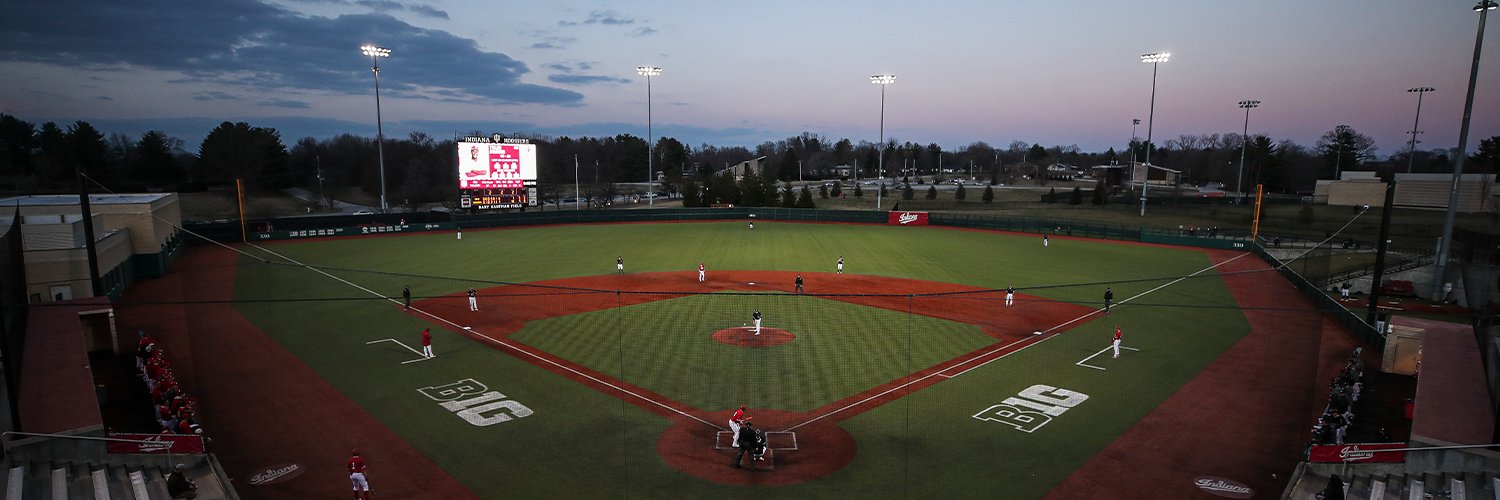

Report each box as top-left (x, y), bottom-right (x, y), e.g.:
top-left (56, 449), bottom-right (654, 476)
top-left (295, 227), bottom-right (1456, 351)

top-left (106, 433), bottom-right (206, 454)
top-left (888, 211), bottom-right (929, 226)
top-left (1308, 443), bottom-right (1407, 463)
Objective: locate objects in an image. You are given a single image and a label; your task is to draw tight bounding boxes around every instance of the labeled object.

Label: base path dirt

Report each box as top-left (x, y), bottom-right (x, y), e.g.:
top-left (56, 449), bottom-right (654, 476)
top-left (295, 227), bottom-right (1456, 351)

top-left (1044, 250), bottom-right (1365, 499)
top-left (114, 246), bottom-right (477, 500)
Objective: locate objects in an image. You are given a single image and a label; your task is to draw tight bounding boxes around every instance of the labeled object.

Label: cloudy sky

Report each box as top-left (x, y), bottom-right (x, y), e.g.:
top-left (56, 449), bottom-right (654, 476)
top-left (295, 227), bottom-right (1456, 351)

top-left (1, 0), bottom-right (1496, 156)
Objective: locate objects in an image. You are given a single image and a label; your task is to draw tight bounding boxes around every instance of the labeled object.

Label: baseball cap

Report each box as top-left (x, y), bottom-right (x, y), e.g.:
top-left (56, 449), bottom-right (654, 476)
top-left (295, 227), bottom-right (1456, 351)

top-left (352, 449), bottom-right (360, 456)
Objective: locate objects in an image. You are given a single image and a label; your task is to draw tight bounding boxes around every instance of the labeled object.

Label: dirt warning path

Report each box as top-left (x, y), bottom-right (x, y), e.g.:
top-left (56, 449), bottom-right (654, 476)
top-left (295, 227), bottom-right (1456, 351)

top-left (115, 246), bottom-right (477, 500)
top-left (1044, 250), bottom-right (1363, 499)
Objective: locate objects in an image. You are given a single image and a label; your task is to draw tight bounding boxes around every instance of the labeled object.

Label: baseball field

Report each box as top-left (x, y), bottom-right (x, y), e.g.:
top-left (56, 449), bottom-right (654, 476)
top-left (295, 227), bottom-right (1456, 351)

top-left (116, 219), bottom-right (1345, 499)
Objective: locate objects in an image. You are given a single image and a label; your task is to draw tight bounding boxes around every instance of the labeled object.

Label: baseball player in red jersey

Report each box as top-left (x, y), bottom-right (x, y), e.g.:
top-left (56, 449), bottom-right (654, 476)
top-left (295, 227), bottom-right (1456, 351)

top-left (348, 450), bottom-right (371, 499)
top-left (1112, 326), bottom-right (1122, 358)
top-left (698, 263), bottom-right (706, 283)
top-left (729, 405), bottom-right (747, 447)
top-left (421, 328), bottom-right (433, 358)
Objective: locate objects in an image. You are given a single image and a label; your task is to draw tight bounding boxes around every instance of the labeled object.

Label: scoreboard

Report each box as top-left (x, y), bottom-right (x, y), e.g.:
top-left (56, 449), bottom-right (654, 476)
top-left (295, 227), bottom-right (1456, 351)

top-left (457, 135), bottom-right (537, 209)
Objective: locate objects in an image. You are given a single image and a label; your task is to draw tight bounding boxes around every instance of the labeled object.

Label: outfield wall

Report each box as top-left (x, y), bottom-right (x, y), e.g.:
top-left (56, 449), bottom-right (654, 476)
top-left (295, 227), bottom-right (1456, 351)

top-left (190, 208), bottom-right (1256, 251)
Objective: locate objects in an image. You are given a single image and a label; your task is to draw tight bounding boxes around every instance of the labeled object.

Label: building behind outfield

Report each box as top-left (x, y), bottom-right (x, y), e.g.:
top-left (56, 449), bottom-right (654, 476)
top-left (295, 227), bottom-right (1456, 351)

top-left (0, 193), bottom-right (184, 303)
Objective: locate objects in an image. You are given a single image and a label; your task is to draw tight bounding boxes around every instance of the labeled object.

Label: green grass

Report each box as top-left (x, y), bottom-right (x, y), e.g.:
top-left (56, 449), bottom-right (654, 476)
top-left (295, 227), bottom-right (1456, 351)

top-left (228, 220), bottom-right (1252, 498)
top-left (513, 292), bottom-right (994, 412)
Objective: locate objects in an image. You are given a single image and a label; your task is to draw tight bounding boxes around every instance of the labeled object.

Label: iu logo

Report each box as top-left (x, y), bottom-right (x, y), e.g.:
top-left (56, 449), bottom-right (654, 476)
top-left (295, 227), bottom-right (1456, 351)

top-left (973, 384), bottom-right (1089, 433)
top-left (898, 212), bottom-right (920, 224)
top-left (419, 378), bottom-right (533, 427)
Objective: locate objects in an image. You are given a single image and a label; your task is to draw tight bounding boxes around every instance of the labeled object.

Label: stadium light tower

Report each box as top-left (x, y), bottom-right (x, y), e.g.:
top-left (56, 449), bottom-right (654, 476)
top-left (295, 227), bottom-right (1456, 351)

top-left (1139, 51), bottom-right (1169, 216)
top-left (637, 66), bottom-right (662, 208)
top-left (360, 44), bottom-right (391, 212)
top-left (871, 74), bottom-right (895, 211)
top-left (1129, 118), bottom-right (1140, 167)
top-left (1235, 100), bottom-right (1260, 204)
top-left (1433, 0), bottom-right (1496, 300)
top-left (1403, 87), bottom-right (1434, 173)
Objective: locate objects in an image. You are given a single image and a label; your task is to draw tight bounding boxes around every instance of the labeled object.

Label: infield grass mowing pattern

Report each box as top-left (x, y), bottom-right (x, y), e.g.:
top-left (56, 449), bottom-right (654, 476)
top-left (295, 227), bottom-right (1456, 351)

top-left (512, 292), bottom-right (994, 412)
top-left (229, 221), bottom-right (1251, 497)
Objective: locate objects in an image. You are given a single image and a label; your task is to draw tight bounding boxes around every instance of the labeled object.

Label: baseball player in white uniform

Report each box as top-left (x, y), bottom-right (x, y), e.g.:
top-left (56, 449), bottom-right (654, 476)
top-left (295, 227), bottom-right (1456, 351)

top-left (1112, 326), bottom-right (1123, 358)
top-left (698, 263), bottom-right (706, 283)
top-left (467, 288), bottom-right (478, 311)
top-left (1005, 285), bottom-right (1015, 307)
top-left (752, 309), bottom-right (762, 336)
top-left (837, 256), bottom-right (844, 275)
top-left (617, 256), bottom-right (624, 274)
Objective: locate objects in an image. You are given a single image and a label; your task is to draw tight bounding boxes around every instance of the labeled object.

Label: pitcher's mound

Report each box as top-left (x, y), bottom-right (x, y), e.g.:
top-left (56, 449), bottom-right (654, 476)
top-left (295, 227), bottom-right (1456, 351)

top-left (712, 327), bottom-right (794, 347)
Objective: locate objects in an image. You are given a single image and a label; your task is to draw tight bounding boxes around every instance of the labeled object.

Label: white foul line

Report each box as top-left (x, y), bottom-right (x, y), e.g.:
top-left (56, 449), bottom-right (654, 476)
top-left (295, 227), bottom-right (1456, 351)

top-left (364, 338), bottom-right (432, 364)
top-left (789, 251), bottom-right (1251, 431)
top-left (1075, 345), bottom-right (1140, 371)
top-left (941, 251), bottom-right (1249, 379)
top-left (251, 244), bottom-right (723, 430)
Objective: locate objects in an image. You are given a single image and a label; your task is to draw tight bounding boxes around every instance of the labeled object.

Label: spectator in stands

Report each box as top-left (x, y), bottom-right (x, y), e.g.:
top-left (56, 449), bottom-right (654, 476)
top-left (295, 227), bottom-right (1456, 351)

top-left (166, 463), bottom-right (198, 499)
top-left (1319, 474), bottom-right (1344, 500)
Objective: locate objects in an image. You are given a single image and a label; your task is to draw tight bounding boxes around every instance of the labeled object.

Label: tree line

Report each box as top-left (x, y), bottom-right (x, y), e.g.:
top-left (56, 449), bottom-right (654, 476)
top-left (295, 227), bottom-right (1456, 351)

top-left (1, 112), bottom-right (1495, 209)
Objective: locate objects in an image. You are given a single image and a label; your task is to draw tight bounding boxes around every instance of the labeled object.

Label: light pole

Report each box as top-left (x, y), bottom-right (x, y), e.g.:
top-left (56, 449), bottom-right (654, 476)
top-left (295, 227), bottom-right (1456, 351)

top-left (1129, 118), bottom-right (1140, 167)
top-left (871, 74), bottom-right (895, 210)
top-left (1139, 52), bottom-right (1169, 216)
top-left (1433, 0), bottom-right (1496, 300)
top-left (1235, 100), bottom-right (1260, 204)
top-left (637, 66), bottom-right (662, 207)
top-left (1333, 124), bottom-right (1351, 180)
top-left (574, 154), bottom-right (581, 211)
top-left (360, 44), bottom-right (391, 212)
top-left (1404, 87), bottom-right (1434, 173)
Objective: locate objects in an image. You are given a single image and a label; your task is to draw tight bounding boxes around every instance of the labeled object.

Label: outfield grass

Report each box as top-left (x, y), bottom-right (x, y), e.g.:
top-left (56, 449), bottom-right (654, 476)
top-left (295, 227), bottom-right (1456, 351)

top-left (228, 220), bottom-right (1251, 498)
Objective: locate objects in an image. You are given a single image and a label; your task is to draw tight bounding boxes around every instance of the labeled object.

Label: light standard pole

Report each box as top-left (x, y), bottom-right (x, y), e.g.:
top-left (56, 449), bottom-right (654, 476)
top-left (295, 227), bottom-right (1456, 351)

top-left (1139, 52), bottom-right (1169, 216)
top-left (1235, 100), bottom-right (1260, 204)
top-left (1333, 124), bottom-right (1351, 180)
top-left (1404, 87), bottom-right (1434, 173)
top-left (574, 154), bottom-right (580, 211)
top-left (1129, 118), bottom-right (1140, 166)
top-left (1433, 0), bottom-right (1496, 300)
top-left (871, 74), bottom-right (895, 210)
top-left (360, 44), bottom-right (391, 212)
top-left (637, 66), bottom-right (662, 208)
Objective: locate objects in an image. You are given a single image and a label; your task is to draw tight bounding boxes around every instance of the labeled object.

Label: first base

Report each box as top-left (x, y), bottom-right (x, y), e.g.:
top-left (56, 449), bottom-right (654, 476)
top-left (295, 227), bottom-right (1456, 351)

top-left (1033, 331), bottom-right (1042, 335)
top-left (748, 282), bottom-right (755, 285)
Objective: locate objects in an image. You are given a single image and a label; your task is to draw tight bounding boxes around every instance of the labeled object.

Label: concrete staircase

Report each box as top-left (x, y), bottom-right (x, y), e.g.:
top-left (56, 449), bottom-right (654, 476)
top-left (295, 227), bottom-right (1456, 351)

top-left (0, 461), bottom-right (228, 500)
top-left (1290, 470), bottom-right (1499, 499)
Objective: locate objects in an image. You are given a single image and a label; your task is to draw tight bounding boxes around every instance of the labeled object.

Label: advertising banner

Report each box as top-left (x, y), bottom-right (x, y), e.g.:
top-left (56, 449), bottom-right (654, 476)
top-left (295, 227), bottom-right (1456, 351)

top-left (888, 211), bottom-right (929, 226)
top-left (1308, 443), bottom-right (1407, 463)
top-left (106, 433), bottom-right (206, 454)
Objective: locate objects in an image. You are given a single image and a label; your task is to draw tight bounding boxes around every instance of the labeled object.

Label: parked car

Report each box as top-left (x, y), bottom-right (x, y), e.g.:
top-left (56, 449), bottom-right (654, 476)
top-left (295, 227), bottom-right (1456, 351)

top-left (352, 210), bottom-right (374, 215)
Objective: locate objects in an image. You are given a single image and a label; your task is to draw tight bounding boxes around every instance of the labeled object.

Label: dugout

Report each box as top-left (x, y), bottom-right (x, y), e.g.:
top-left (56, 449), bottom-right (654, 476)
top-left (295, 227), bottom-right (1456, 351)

top-left (0, 194), bottom-right (185, 302)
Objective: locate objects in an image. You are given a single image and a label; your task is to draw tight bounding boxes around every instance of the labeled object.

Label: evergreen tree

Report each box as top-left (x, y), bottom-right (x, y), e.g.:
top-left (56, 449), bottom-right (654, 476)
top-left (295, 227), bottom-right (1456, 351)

top-left (955, 184), bottom-right (966, 201)
top-left (926, 185), bottom-right (937, 200)
top-left (819, 183), bottom-right (828, 198)
top-left (1069, 186), bottom-right (1083, 205)
top-left (830, 182), bottom-right (842, 197)
top-left (682, 180), bottom-right (701, 207)
top-left (797, 186), bottom-right (815, 208)
top-left (982, 185), bottom-right (994, 203)
top-left (781, 182), bottom-right (796, 207)
top-left (903, 185), bottom-right (914, 200)
top-left (1092, 179), bottom-right (1107, 205)
top-left (853, 184), bottom-right (863, 198)
top-left (1047, 187), bottom-right (1057, 203)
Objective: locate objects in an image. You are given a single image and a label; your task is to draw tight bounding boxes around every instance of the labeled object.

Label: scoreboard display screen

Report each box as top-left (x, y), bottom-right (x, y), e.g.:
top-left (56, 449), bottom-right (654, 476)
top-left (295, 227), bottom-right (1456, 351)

top-left (457, 136), bottom-right (538, 209)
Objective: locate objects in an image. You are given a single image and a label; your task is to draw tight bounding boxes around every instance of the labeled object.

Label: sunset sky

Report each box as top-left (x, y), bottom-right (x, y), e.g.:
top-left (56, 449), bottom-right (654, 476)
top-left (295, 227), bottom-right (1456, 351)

top-left (1, 0), bottom-right (1496, 156)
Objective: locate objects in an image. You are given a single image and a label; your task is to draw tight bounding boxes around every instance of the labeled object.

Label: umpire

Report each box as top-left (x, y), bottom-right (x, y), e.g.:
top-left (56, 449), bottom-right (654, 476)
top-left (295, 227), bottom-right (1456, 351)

top-left (730, 421), bottom-right (761, 468)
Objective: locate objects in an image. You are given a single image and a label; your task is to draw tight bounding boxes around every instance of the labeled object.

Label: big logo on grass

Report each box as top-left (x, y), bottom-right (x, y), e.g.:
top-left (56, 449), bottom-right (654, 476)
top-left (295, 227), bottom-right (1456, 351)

top-left (248, 463), bottom-right (305, 486)
top-left (972, 384), bottom-right (1088, 433)
top-left (420, 378), bottom-right (533, 427)
top-left (1193, 476), bottom-right (1253, 498)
